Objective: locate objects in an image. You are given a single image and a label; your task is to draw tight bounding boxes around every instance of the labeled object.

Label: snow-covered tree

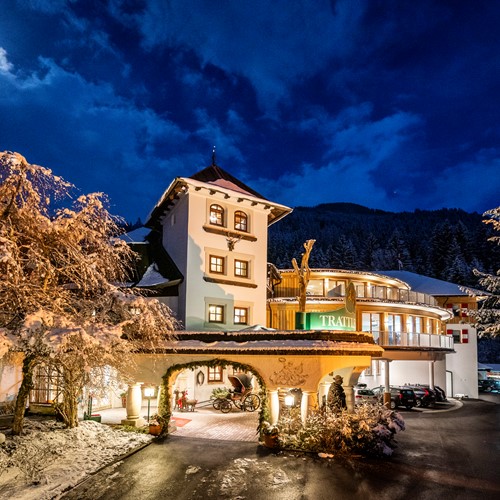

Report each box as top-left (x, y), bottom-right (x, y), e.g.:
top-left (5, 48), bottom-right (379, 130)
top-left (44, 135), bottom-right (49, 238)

top-left (468, 207), bottom-right (500, 337)
top-left (0, 151), bottom-right (177, 434)
top-left (331, 235), bottom-right (360, 270)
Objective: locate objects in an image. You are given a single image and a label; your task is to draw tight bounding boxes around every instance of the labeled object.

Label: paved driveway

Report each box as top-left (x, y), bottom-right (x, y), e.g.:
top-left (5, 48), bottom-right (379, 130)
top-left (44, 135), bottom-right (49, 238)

top-left (63, 397), bottom-right (500, 500)
top-left (170, 406), bottom-right (260, 442)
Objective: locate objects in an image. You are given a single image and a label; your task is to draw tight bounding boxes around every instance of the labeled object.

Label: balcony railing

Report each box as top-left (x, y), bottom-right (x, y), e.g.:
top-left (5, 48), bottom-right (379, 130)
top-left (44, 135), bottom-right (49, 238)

top-left (370, 331), bottom-right (454, 349)
top-left (296, 285), bottom-right (439, 307)
top-left (356, 287), bottom-right (438, 306)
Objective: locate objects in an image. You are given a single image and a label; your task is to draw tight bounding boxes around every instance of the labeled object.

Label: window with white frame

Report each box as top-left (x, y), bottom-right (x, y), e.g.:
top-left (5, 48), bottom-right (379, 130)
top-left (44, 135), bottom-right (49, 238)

top-left (306, 279), bottom-right (324, 296)
top-left (415, 316), bottom-right (422, 333)
top-left (209, 255), bottom-right (225, 274)
top-left (208, 304), bottom-right (224, 323)
top-left (234, 307), bottom-right (249, 325)
top-left (447, 329), bottom-right (462, 343)
top-left (208, 366), bottom-right (223, 382)
top-left (387, 314), bottom-right (402, 344)
top-left (362, 312), bottom-right (380, 342)
top-left (406, 315), bottom-right (414, 334)
top-left (326, 280), bottom-right (345, 297)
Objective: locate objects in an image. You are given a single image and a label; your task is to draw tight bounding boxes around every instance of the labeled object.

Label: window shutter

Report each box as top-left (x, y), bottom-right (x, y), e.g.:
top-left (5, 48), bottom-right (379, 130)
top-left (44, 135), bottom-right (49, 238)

top-left (461, 329), bottom-right (469, 343)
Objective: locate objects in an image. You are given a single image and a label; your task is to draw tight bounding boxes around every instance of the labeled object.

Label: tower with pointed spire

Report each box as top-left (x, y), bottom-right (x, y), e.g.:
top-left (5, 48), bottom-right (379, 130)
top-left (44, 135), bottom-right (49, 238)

top-left (145, 158), bottom-right (292, 330)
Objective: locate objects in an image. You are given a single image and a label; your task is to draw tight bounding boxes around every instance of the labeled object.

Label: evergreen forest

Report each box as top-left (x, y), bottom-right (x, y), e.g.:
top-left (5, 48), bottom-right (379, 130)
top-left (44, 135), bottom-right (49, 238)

top-left (268, 203), bottom-right (500, 288)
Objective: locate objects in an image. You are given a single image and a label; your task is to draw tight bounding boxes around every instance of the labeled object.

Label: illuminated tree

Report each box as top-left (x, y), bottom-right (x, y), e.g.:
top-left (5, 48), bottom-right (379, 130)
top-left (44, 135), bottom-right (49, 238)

top-left (292, 239), bottom-right (315, 312)
top-left (0, 151), bottom-right (177, 433)
top-left (468, 208), bottom-right (500, 337)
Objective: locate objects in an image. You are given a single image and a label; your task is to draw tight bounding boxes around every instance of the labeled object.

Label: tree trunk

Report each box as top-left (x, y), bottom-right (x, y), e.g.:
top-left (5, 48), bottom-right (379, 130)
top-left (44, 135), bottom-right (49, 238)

top-left (63, 388), bottom-right (79, 428)
top-left (58, 371), bottom-right (80, 428)
top-left (12, 355), bottom-right (37, 435)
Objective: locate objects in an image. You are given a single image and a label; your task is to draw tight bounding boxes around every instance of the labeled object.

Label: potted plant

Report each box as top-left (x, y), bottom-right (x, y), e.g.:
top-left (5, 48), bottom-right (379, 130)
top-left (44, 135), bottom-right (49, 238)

top-left (261, 421), bottom-right (279, 448)
top-left (148, 413), bottom-right (166, 435)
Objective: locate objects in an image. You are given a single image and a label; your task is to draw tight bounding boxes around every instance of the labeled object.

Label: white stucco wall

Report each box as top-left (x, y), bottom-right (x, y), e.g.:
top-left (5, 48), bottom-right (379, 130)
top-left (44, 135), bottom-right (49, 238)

top-left (445, 325), bottom-right (478, 398)
top-left (0, 357), bottom-right (23, 402)
top-left (357, 329), bottom-right (478, 399)
top-left (358, 358), bottom-right (448, 394)
top-left (162, 194), bottom-right (190, 325)
top-left (180, 188), bottom-right (270, 330)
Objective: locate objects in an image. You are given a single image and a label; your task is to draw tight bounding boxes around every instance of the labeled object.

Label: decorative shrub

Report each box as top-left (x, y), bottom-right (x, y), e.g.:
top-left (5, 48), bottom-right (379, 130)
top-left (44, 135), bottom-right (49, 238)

top-left (275, 403), bottom-right (405, 457)
top-left (210, 387), bottom-right (230, 399)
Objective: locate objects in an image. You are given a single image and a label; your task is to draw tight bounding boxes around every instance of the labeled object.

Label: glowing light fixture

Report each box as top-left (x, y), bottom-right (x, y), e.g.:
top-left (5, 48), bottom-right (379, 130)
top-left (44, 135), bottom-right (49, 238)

top-left (144, 386), bottom-right (155, 422)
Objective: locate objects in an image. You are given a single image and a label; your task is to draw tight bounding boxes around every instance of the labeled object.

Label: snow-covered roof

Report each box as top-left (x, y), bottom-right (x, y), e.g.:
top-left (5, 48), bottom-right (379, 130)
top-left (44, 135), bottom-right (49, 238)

top-left (278, 268), bottom-right (411, 289)
top-left (120, 229), bottom-right (183, 291)
top-left (379, 270), bottom-right (486, 297)
top-left (135, 264), bottom-right (171, 288)
top-left (237, 324), bottom-right (277, 331)
top-left (478, 362), bottom-right (493, 370)
top-left (160, 338), bottom-right (383, 356)
top-left (145, 165), bottom-right (292, 228)
top-left (153, 329), bottom-right (384, 356)
top-left (119, 226), bottom-right (150, 243)
top-left (190, 165), bottom-right (265, 199)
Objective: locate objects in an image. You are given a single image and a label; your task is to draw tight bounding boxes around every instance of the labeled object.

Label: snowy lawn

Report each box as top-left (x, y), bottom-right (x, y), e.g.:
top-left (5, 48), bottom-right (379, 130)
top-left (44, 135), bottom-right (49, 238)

top-left (0, 417), bottom-right (153, 500)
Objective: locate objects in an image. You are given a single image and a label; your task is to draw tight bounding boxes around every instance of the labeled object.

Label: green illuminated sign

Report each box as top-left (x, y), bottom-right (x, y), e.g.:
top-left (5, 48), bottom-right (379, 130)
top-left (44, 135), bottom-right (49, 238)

top-left (295, 281), bottom-right (357, 330)
top-left (296, 309), bottom-right (356, 331)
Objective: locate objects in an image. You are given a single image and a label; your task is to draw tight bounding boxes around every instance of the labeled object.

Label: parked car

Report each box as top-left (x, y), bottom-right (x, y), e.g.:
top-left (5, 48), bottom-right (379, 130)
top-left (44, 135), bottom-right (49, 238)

top-left (371, 386), bottom-right (416, 410)
top-left (416, 384), bottom-right (447, 402)
top-left (354, 388), bottom-right (378, 404)
top-left (479, 379), bottom-right (500, 393)
top-left (478, 379), bottom-right (497, 392)
top-left (432, 386), bottom-right (447, 402)
top-left (405, 385), bottom-right (435, 407)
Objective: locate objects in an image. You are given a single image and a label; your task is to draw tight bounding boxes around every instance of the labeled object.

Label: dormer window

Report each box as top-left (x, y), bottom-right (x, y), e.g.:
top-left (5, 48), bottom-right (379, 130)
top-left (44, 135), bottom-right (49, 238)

top-left (234, 210), bottom-right (248, 232)
top-left (209, 204), bottom-right (224, 226)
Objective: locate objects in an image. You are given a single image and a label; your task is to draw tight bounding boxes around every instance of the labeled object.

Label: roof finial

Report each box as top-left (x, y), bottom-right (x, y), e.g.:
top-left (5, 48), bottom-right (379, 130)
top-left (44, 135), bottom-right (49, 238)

top-left (211, 146), bottom-right (216, 166)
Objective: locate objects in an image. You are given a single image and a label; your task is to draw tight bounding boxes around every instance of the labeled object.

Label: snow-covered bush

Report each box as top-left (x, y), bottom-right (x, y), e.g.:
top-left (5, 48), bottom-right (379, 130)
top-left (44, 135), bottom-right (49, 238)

top-left (0, 448), bottom-right (10, 479)
top-left (274, 403), bottom-right (405, 457)
top-left (10, 439), bottom-right (60, 484)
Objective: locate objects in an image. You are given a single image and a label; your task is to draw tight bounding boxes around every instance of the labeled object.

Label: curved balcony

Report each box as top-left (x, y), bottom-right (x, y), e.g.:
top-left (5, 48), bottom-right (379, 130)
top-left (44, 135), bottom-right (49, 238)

top-left (370, 330), bottom-right (454, 350)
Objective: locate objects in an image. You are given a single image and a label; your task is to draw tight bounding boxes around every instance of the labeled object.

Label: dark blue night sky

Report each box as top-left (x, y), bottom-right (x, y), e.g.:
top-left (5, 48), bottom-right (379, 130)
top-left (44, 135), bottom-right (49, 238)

top-left (1, 0), bottom-right (499, 221)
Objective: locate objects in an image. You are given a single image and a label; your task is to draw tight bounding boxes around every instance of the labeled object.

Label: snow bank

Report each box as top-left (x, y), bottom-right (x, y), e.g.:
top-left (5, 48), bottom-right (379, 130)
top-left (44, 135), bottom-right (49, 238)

top-left (0, 419), bottom-right (152, 500)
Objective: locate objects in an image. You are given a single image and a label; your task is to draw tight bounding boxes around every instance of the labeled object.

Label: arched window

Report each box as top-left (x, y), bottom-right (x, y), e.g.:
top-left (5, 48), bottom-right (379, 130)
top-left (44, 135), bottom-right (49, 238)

top-left (234, 210), bottom-right (248, 232)
top-left (209, 204), bottom-right (224, 226)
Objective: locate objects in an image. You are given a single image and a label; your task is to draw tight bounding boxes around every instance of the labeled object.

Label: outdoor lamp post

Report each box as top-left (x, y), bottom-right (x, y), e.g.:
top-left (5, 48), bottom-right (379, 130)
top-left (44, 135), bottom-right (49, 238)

top-left (144, 386), bottom-right (155, 422)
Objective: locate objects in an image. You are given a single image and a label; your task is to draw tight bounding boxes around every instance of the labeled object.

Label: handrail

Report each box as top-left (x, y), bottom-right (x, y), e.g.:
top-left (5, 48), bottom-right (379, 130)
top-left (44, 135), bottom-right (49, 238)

top-left (369, 330), bottom-right (454, 349)
top-left (298, 285), bottom-right (439, 306)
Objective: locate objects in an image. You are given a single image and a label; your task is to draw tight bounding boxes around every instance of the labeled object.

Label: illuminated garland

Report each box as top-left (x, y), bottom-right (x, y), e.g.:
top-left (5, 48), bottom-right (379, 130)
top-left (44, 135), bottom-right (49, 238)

top-left (158, 358), bottom-right (269, 437)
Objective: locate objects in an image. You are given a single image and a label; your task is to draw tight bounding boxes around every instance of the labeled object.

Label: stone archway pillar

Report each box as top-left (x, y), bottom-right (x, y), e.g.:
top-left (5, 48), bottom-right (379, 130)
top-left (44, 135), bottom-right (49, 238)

top-left (345, 385), bottom-right (355, 413)
top-left (300, 391), bottom-right (316, 424)
top-left (318, 382), bottom-right (329, 410)
top-left (121, 383), bottom-right (146, 427)
top-left (269, 390), bottom-right (280, 424)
